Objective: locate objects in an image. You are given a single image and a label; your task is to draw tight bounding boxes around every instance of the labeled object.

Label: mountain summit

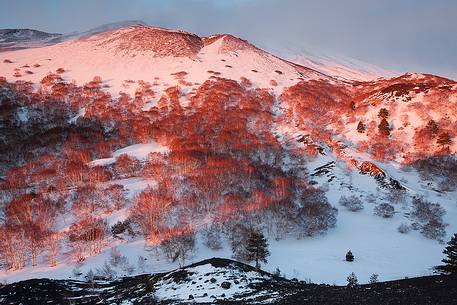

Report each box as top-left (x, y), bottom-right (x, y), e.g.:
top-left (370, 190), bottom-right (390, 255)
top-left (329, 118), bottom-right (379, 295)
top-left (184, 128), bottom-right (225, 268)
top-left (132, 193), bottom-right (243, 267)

top-left (79, 24), bottom-right (204, 57)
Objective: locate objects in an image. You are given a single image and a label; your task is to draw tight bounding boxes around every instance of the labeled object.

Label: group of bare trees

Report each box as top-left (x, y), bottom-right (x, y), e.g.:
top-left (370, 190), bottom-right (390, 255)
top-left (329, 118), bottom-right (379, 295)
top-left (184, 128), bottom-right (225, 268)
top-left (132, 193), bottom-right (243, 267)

top-left (130, 187), bottom-right (173, 242)
top-left (68, 217), bottom-right (108, 262)
top-left (0, 194), bottom-right (60, 270)
top-left (0, 74), bottom-right (144, 270)
top-left (0, 188), bottom-right (119, 270)
top-left (410, 155), bottom-right (457, 192)
top-left (0, 75), bottom-right (343, 272)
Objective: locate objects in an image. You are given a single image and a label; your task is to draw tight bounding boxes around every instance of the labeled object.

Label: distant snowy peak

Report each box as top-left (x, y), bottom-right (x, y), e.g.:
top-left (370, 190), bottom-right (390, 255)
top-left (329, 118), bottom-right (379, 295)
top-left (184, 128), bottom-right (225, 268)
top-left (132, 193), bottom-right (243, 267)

top-left (290, 53), bottom-right (397, 81)
top-left (0, 29), bottom-right (62, 50)
top-left (0, 29), bottom-right (61, 41)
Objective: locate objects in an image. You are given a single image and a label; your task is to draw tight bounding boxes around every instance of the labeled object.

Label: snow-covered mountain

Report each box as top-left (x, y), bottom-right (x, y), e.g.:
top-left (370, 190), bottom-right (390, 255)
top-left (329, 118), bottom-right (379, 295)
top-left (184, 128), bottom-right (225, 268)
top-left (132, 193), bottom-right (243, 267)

top-left (0, 22), bottom-right (395, 83)
top-left (0, 29), bottom-right (62, 50)
top-left (0, 24), bottom-right (330, 97)
top-left (0, 23), bottom-right (456, 289)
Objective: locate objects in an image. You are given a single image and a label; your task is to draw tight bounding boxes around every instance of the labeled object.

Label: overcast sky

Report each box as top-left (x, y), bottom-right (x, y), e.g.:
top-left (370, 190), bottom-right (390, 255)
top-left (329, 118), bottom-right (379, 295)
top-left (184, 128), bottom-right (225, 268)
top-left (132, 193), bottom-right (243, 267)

top-left (1, 0), bottom-right (456, 79)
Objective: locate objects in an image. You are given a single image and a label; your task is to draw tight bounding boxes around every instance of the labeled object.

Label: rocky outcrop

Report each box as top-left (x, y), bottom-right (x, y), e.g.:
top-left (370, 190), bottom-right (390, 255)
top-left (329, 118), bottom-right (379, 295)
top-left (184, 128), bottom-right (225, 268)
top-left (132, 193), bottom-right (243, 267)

top-left (358, 161), bottom-right (386, 179)
top-left (356, 161), bottom-right (404, 190)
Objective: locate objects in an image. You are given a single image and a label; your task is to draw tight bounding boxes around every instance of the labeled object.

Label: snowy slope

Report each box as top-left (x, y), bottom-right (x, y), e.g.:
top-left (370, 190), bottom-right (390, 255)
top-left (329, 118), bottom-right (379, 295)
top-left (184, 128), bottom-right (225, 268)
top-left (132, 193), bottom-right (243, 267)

top-left (289, 53), bottom-right (397, 81)
top-left (89, 142), bottom-right (169, 167)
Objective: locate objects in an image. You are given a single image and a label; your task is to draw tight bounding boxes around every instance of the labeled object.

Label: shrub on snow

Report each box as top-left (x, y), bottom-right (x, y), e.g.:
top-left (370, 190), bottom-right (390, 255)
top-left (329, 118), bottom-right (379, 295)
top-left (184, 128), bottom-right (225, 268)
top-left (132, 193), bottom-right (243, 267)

top-left (111, 220), bottom-right (133, 236)
top-left (95, 261), bottom-right (117, 280)
top-left (411, 196), bottom-right (447, 241)
top-left (397, 222), bottom-right (411, 234)
top-left (296, 188), bottom-right (338, 237)
top-left (345, 250), bottom-right (354, 262)
top-left (369, 273), bottom-right (379, 284)
top-left (339, 195), bottom-right (364, 212)
top-left (374, 203), bottom-right (395, 218)
top-left (160, 230), bottom-right (196, 266)
top-left (346, 272), bottom-right (358, 287)
top-left (202, 224), bottom-right (223, 250)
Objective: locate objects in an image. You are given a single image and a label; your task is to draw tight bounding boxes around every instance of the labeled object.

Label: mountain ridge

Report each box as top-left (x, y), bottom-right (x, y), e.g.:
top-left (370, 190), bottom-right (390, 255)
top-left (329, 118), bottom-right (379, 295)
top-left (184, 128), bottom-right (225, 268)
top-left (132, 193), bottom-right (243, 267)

top-left (0, 22), bottom-right (392, 82)
top-left (1, 257), bottom-right (457, 304)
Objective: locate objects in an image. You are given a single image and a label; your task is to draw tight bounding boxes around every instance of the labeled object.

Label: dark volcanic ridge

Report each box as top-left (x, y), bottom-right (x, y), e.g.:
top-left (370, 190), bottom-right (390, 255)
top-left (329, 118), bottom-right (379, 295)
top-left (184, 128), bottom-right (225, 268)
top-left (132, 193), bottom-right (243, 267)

top-left (1, 258), bottom-right (456, 305)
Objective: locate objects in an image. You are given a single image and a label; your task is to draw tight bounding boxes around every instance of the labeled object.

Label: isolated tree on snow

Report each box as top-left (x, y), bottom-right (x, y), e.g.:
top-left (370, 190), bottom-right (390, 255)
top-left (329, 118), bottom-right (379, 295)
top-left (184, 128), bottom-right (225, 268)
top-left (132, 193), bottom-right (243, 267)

top-left (369, 273), bottom-right (379, 284)
top-left (346, 250), bottom-right (354, 262)
top-left (436, 132), bottom-right (452, 149)
top-left (436, 233), bottom-right (457, 274)
top-left (378, 118), bottom-right (390, 137)
top-left (357, 121), bottom-right (366, 133)
top-left (274, 267), bottom-right (281, 277)
top-left (377, 108), bottom-right (389, 119)
top-left (346, 272), bottom-right (358, 287)
top-left (425, 119), bottom-right (439, 136)
top-left (85, 269), bottom-right (94, 282)
top-left (245, 230), bottom-right (270, 271)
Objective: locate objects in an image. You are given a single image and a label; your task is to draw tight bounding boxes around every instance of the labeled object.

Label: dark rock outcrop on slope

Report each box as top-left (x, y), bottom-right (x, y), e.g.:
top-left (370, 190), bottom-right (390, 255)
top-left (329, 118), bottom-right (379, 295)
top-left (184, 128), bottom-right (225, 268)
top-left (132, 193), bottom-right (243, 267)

top-left (357, 161), bottom-right (405, 190)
